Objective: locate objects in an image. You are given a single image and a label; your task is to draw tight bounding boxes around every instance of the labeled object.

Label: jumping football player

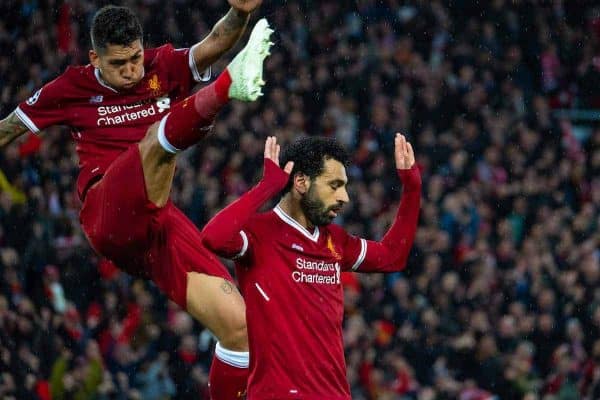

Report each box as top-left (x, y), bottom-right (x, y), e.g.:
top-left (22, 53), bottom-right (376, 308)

top-left (0, 2), bottom-right (271, 398)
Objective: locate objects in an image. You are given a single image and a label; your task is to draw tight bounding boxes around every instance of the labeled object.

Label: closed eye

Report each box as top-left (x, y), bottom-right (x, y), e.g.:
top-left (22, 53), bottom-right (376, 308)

top-left (109, 52), bottom-right (142, 66)
top-left (329, 180), bottom-right (347, 190)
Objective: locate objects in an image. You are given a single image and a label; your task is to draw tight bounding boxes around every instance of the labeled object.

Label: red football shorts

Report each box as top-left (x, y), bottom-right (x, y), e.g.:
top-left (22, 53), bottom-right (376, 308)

top-left (79, 145), bottom-right (233, 309)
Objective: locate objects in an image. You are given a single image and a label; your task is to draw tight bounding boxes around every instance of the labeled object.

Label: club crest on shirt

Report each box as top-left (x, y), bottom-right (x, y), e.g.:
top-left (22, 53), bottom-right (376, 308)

top-left (326, 234), bottom-right (341, 261)
top-left (147, 74), bottom-right (162, 96)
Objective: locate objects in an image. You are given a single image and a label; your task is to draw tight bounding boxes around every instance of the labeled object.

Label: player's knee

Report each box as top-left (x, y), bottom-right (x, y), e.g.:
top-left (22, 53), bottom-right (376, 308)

top-left (138, 122), bottom-right (161, 155)
top-left (139, 122), bottom-right (177, 165)
top-left (218, 315), bottom-right (248, 351)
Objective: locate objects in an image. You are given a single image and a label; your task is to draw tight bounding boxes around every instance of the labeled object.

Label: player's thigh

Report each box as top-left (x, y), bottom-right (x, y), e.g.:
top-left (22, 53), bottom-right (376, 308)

top-left (186, 271), bottom-right (247, 348)
top-left (80, 145), bottom-right (156, 257)
top-left (155, 205), bottom-right (247, 348)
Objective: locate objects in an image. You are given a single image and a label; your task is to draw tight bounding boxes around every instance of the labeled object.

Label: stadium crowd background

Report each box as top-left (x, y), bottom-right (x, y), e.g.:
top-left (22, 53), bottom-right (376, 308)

top-left (1, 0), bottom-right (600, 399)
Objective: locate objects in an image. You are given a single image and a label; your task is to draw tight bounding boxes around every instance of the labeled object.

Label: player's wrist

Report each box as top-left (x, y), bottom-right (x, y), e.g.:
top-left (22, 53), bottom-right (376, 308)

top-left (397, 165), bottom-right (421, 190)
top-left (262, 159), bottom-right (290, 190)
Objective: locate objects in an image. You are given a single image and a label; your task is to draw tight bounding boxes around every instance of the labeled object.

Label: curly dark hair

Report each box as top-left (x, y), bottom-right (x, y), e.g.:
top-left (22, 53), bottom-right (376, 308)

top-left (90, 6), bottom-right (143, 53)
top-left (280, 136), bottom-right (350, 193)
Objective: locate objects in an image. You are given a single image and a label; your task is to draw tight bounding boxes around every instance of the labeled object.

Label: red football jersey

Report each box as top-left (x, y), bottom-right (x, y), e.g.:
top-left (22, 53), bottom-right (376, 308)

top-left (235, 205), bottom-right (367, 400)
top-left (15, 44), bottom-right (210, 198)
top-left (201, 162), bottom-right (421, 399)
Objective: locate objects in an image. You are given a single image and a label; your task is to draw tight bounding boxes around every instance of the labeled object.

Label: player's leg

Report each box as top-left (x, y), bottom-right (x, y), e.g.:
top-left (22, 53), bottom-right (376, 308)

top-left (138, 19), bottom-right (273, 207)
top-left (81, 144), bottom-right (249, 399)
top-left (150, 205), bottom-right (249, 399)
top-left (186, 273), bottom-right (247, 351)
top-left (80, 145), bottom-right (158, 265)
top-left (187, 272), bottom-right (249, 399)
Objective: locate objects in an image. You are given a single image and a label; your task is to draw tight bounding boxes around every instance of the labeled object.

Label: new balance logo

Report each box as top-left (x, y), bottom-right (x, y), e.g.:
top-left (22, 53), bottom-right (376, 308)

top-left (89, 95), bottom-right (103, 103)
top-left (26, 89), bottom-right (42, 105)
top-left (292, 243), bottom-right (304, 252)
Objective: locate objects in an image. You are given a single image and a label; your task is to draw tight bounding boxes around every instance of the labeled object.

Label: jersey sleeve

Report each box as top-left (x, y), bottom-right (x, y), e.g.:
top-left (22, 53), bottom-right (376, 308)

top-left (201, 159), bottom-right (289, 264)
top-left (335, 166), bottom-right (421, 273)
top-left (16, 76), bottom-right (69, 134)
top-left (344, 237), bottom-right (409, 273)
top-left (336, 227), bottom-right (408, 273)
top-left (203, 222), bottom-right (256, 265)
top-left (153, 44), bottom-right (211, 91)
top-left (233, 227), bottom-right (255, 262)
top-left (187, 43), bottom-right (212, 83)
top-left (207, 228), bottom-right (250, 260)
top-left (334, 227), bottom-right (367, 272)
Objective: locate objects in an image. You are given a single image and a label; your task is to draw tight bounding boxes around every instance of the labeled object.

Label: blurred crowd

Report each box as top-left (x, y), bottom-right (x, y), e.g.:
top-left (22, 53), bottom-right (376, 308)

top-left (1, 0), bottom-right (600, 399)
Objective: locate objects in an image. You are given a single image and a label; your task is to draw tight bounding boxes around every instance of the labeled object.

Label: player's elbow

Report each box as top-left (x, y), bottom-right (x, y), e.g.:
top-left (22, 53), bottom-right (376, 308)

top-left (200, 233), bottom-right (219, 253)
top-left (379, 249), bottom-right (411, 272)
top-left (200, 233), bottom-right (236, 259)
top-left (382, 259), bottom-right (408, 273)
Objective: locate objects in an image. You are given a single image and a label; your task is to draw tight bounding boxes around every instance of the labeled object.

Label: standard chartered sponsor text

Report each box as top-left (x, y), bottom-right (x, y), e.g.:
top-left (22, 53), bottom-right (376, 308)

top-left (296, 258), bottom-right (337, 271)
top-left (97, 97), bottom-right (170, 126)
top-left (98, 107), bottom-right (155, 125)
top-left (293, 258), bottom-right (340, 285)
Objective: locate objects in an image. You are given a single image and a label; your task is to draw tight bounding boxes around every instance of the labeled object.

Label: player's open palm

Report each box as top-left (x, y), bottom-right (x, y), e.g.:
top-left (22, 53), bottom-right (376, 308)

top-left (228, 0), bottom-right (263, 14)
top-left (394, 133), bottom-right (415, 170)
top-left (264, 136), bottom-right (294, 174)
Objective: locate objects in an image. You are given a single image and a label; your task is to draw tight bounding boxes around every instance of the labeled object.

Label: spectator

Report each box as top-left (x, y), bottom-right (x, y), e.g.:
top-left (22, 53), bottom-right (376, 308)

top-left (1, 1), bottom-right (599, 398)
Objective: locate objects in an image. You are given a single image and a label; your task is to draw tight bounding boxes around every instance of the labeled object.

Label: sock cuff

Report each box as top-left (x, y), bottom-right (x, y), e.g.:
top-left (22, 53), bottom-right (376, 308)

top-left (157, 114), bottom-right (180, 154)
top-left (215, 342), bottom-right (249, 369)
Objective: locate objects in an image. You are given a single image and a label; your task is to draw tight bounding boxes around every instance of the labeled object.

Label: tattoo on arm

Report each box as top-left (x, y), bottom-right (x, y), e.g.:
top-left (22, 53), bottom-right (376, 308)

top-left (0, 112), bottom-right (29, 148)
top-left (220, 280), bottom-right (235, 295)
top-left (192, 8), bottom-right (249, 72)
top-left (212, 8), bottom-right (249, 41)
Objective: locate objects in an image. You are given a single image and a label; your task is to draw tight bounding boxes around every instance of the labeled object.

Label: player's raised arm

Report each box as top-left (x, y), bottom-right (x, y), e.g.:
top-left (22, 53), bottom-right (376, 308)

top-left (201, 136), bottom-right (293, 258)
top-left (190, 0), bottom-right (264, 74)
top-left (347, 133), bottom-right (421, 273)
top-left (0, 112), bottom-right (29, 148)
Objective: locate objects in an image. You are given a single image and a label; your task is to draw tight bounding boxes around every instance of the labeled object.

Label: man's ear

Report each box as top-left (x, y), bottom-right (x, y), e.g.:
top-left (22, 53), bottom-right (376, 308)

top-left (293, 173), bottom-right (309, 195)
top-left (89, 49), bottom-right (100, 68)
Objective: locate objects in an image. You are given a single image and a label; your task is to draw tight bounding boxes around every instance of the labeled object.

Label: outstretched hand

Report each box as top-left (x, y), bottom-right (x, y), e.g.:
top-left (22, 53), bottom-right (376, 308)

top-left (394, 133), bottom-right (415, 170)
top-left (228, 0), bottom-right (263, 14)
top-left (264, 136), bottom-right (294, 174)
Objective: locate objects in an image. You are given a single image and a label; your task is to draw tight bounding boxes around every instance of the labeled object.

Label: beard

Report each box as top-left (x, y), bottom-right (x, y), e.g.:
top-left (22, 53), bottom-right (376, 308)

top-left (300, 186), bottom-right (341, 226)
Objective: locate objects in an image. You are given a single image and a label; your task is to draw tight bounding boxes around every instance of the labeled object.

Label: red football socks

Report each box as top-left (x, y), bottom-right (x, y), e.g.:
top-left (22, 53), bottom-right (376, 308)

top-left (208, 344), bottom-right (249, 400)
top-left (159, 70), bottom-right (232, 153)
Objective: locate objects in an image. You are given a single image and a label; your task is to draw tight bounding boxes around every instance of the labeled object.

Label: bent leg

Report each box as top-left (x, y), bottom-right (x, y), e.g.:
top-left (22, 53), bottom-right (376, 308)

top-left (138, 21), bottom-right (274, 207)
top-left (150, 205), bottom-right (249, 398)
top-left (80, 145), bottom-right (158, 271)
top-left (137, 73), bottom-right (231, 207)
top-left (186, 272), bottom-right (249, 399)
top-left (186, 272), bottom-right (247, 351)
top-left (138, 20), bottom-right (275, 207)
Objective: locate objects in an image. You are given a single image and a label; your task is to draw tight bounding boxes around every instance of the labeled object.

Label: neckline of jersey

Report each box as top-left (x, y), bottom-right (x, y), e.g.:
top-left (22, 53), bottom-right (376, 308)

top-left (273, 205), bottom-right (320, 242)
top-left (94, 68), bottom-right (119, 93)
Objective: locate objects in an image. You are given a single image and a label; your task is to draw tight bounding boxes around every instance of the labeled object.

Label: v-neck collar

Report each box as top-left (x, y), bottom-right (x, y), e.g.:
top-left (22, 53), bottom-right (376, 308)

top-left (94, 68), bottom-right (119, 93)
top-left (273, 205), bottom-right (320, 242)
